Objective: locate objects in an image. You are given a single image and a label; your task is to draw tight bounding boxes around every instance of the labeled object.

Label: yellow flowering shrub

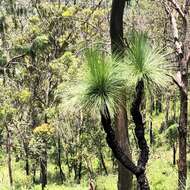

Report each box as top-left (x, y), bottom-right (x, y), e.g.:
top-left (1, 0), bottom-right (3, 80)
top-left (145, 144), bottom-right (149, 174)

top-left (62, 7), bottom-right (75, 17)
top-left (33, 123), bottom-right (55, 136)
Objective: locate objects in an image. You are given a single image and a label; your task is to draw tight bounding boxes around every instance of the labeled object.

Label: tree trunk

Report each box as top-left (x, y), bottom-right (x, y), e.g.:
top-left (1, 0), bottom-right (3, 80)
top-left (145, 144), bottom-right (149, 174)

top-left (6, 125), bottom-right (13, 188)
top-left (149, 96), bottom-right (154, 145)
top-left (155, 95), bottom-right (162, 115)
top-left (116, 105), bottom-right (133, 190)
top-left (40, 146), bottom-right (47, 190)
top-left (77, 158), bottom-right (82, 184)
top-left (57, 136), bottom-right (65, 183)
top-left (178, 16), bottom-right (189, 190)
top-left (130, 80), bottom-right (149, 190)
top-left (165, 94), bottom-right (170, 128)
top-left (110, 0), bottom-right (133, 189)
top-left (173, 144), bottom-right (176, 165)
top-left (178, 87), bottom-right (187, 189)
top-left (24, 143), bottom-right (30, 176)
top-left (100, 104), bottom-right (149, 190)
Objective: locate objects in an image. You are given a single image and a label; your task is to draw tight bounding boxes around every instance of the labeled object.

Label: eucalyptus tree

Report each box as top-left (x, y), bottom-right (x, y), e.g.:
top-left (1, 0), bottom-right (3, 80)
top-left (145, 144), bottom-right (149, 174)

top-left (110, 0), bottom-right (132, 189)
top-left (163, 0), bottom-right (190, 188)
top-left (67, 31), bottom-right (171, 190)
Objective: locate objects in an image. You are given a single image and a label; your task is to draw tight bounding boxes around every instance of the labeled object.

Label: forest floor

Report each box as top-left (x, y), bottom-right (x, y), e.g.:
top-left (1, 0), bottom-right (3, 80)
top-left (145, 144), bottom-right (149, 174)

top-left (0, 147), bottom-right (189, 190)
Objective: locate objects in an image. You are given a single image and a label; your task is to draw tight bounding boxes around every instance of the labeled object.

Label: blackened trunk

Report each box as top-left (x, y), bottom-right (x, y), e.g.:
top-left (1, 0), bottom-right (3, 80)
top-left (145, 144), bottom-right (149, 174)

top-left (77, 159), bottom-right (82, 184)
top-left (100, 105), bottom-right (151, 190)
top-left (131, 80), bottom-right (149, 189)
top-left (57, 136), bottom-right (65, 183)
top-left (110, 0), bottom-right (125, 55)
top-left (149, 96), bottom-right (154, 145)
top-left (173, 145), bottom-right (176, 165)
top-left (25, 155), bottom-right (29, 176)
top-left (24, 143), bottom-right (30, 175)
top-left (40, 148), bottom-right (47, 190)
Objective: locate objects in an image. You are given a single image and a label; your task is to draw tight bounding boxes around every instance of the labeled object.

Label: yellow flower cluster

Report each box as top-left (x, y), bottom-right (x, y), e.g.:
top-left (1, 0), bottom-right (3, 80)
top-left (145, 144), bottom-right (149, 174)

top-left (62, 7), bottom-right (75, 17)
top-left (33, 123), bottom-right (55, 136)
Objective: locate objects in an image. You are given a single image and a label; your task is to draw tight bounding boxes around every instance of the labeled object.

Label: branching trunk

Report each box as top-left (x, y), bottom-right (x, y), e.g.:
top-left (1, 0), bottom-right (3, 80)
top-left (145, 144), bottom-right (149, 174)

top-left (100, 104), bottom-right (149, 190)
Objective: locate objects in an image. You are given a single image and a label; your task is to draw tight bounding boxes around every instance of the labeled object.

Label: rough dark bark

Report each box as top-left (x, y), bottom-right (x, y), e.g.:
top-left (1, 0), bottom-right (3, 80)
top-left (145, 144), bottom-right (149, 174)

top-left (6, 125), bottom-right (13, 188)
top-left (130, 80), bottom-right (149, 190)
top-left (173, 145), bottom-right (176, 165)
top-left (110, 0), bottom-right (125, 55)
top-left (100, 104), bottom-right (150, 190)
top-left (178, 87), bottom-right (187, 189)
top-left (149, 96), bottom-right (154, 145)
top-left (57, 136), bottom-right (66, 183)
top-left (110, 0), bottom-right (133, 189)
top-left (40, 145), bottom-right (47, 190)
top-left (23, 143), bottom-right (30, 176)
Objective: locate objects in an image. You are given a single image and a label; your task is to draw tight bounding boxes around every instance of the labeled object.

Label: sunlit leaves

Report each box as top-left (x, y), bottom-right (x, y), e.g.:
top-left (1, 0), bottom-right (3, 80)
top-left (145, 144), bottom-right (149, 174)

top-left (31, 34), bottom-right (49, 52)
top-left (33, 123), bottom-right (55, 136)
top-left (124, 31), bottom-right (171, 92)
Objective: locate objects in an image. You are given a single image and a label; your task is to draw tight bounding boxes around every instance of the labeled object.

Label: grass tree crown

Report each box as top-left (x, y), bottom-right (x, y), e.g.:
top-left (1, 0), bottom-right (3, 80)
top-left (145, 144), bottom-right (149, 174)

top-left (124, 31), bottom-right (171, 91)
top-left (64, 32), bottom-right (171, 116)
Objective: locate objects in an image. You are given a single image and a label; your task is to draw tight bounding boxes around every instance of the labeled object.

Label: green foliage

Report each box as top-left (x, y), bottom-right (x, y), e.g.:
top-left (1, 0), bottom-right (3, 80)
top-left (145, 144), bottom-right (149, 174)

top-left (124, 31), bottom-right (171, 91)
top-left (64, 49), bottom-right (125, 115)
top-left (96, 175), bottom-right (117, 190)
top-left (31, 35), bottom-right (49, 52)
top-left (165, 123), bottom-right (178, 146)
top-left (0, 49), bottom-right (7, 65)
top-left (16, 88), bottom-right (31, 103)
top-left (147, 159), bottom-right (177, 190)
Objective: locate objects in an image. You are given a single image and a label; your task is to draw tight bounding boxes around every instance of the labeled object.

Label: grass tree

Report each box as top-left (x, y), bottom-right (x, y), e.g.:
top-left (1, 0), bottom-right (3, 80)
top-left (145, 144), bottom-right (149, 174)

top-left (124, 31), bottom-right (170, 189)
top-left (67, 32), bottom-right (171, 190)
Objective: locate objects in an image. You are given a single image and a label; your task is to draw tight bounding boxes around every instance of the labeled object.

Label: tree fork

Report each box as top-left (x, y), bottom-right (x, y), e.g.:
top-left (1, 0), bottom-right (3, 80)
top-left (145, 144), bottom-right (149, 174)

top-left (100, 105), bottom-right (150, 190)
